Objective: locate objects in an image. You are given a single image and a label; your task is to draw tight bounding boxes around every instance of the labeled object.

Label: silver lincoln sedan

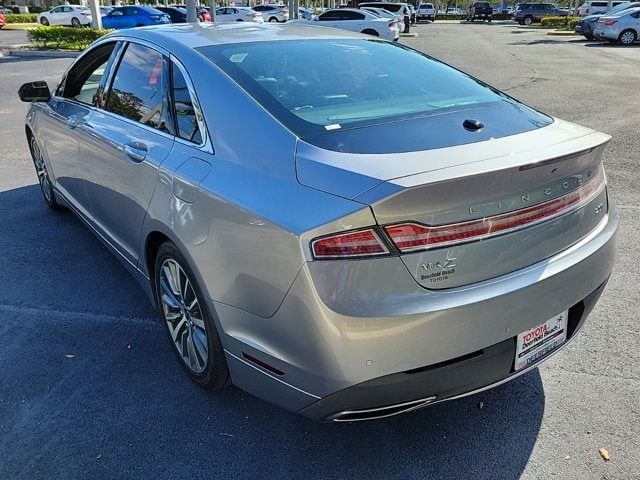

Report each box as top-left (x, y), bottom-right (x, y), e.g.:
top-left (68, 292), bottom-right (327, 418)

top-left (19, 23), bottom-right (618, 421)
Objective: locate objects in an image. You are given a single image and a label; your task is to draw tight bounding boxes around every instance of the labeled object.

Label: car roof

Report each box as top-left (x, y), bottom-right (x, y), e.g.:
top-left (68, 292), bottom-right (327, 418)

top-left (103, 22), bottom-right (368, 49)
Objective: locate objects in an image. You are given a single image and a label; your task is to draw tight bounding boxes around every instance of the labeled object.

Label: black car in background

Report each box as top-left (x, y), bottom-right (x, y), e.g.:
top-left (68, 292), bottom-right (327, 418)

top-left (513, 3), bottom-right (568, 24)
top-left (467, 1), bottom-right (493, 20)
top-left (156, 6), bottom-right (187, 23)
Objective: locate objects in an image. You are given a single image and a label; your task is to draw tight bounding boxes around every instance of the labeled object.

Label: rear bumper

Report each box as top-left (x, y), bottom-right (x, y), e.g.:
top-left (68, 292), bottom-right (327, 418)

top-left (300, 281), bottom-right (606, 421)
top-left (215, 205), bottom-right (618, 419)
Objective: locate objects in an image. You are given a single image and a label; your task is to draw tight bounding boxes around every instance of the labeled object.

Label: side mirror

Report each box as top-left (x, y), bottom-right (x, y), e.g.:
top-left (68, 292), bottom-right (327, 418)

top-left (18, 81), bottom-right (51, 103)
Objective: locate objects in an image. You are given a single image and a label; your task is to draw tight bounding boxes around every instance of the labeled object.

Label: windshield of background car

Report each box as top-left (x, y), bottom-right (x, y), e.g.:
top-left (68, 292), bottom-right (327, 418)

top-left (197, 39), bottom-right (550, 137)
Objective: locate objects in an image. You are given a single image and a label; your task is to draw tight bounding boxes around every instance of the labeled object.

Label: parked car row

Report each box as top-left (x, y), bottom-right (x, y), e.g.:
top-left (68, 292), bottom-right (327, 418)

top-left (592, 5), bottom-right (640, 43)
top-left (575, 0), bottom-right (638, 38)
top-left (32, 3), bottom-right (292, 29)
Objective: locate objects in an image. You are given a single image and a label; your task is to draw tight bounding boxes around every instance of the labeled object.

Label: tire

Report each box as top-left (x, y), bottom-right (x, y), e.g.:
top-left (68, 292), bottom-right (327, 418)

top-left (268, 16), bottom-right (278, 22)
top-left (618, 29), bottom-right (637, 45)
top-left (523, 15), bottom-right (533, 25)
top-left (28, 133), bottom-right (61, 210)
top-left (361, 28), bottom-right (379, 36)
top-left (40, 17), bottom-right (49, 26)
top-left (154, 242), bottom-right (229, 390)
top-left (71, 17), bottom-right (81, 27)
top-left (585, 33), bottom-right (594, 40)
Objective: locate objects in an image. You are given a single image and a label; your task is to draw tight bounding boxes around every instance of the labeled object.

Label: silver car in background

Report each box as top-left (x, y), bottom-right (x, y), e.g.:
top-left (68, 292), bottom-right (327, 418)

top-left (252, 4), bottom-right (289, 22)
top-left (19, 24), bottom-right (617, 421)
top-left (593, 6), bottom-right (640, 43)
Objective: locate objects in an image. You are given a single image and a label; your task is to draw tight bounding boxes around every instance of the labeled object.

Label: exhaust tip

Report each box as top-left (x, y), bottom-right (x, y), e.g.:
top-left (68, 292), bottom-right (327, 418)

top-left (328, 396), bottom-right (437, 422)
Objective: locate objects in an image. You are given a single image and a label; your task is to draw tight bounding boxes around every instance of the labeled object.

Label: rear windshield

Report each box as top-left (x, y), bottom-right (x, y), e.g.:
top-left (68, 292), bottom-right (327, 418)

top-left (197, 39), bottom-right (550, 137)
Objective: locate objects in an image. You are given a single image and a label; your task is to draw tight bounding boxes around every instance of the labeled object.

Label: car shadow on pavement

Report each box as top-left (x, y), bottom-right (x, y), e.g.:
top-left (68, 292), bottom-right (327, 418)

top-left (585, 42), bottom-right (640, 48)
top-left (0, 184), bottom-right (545, 480)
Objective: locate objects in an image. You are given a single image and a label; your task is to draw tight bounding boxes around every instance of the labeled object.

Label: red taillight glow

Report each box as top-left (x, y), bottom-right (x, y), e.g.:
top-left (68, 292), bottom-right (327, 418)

top-left (604, 19), bottom-right (617, 26)
top-left (312, 229), bottom-right (389, 259)
top-left (385, 172), bottom-right (606, 253)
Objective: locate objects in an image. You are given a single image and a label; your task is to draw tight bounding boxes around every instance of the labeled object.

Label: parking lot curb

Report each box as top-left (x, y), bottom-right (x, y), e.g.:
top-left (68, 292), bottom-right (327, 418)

top-left (547, 30), bottom-right (579, 36)
top-left (400, 32), bottom-right (419, 37)
top-left (2, 48), bottom-right (80, 58)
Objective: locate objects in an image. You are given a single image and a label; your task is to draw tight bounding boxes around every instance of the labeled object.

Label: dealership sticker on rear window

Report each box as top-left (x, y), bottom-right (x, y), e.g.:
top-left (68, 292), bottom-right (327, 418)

top-left (515, 311), bottom-right (568, 371)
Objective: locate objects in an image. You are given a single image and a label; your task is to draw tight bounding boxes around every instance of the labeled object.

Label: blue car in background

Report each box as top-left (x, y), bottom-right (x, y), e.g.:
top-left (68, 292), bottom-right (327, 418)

top-left (101, 6), bottom-right (170, 29)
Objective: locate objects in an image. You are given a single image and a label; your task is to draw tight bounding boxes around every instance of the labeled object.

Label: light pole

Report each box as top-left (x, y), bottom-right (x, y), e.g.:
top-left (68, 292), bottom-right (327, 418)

top-left (186, 0), bottom-right (198, 22)
top-left (89, 0), bottom-right (102, 29)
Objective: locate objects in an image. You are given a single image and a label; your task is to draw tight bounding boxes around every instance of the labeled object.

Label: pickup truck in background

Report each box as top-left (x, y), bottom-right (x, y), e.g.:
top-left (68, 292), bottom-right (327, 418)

top-left (467, 1), bottom-right (493, 21)
top-left (417, 2), bottom-right (436, 21)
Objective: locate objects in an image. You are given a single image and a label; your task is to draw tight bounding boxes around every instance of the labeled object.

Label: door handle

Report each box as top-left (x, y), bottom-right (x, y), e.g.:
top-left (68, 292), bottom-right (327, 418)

top-left (122, 142), bottom-right (148, 163)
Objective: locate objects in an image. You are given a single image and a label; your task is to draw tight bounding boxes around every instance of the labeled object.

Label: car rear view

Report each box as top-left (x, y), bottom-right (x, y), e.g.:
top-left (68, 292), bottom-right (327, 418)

top-left (197, 35), bottom-right (618, 421)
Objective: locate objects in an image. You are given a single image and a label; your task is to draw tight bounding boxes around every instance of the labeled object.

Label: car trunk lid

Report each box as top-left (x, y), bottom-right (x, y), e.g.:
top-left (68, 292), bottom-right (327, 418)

top-left (296, 119), bottom-right (611, 289)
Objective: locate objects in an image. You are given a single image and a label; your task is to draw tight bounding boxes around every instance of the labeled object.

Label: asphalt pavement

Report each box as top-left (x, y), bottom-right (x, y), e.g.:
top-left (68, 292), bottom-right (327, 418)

top-left (0, 24), bottom-right (639, 479)
top-left (0, 28), bottom-right (28, 48)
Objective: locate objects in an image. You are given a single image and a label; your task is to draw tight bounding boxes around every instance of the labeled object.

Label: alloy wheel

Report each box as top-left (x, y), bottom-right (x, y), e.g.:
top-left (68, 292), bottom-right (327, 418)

top-left (30, 136), bottom-right (53, 204)
top-left (71, 17), bottom-right (80, 27)
top-left (159, 258), bottom-right (209, 374)
top-left (619, 30), bottom-right (636, 45)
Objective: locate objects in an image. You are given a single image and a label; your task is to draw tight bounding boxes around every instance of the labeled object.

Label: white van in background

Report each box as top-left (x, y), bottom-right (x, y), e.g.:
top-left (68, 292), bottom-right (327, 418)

top-left (578, 0), bottom-right (629, 16)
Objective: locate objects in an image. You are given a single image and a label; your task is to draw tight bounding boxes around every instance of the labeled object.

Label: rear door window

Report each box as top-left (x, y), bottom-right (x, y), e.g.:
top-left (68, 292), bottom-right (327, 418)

top-left (106, 42), bottom-right (171, 132)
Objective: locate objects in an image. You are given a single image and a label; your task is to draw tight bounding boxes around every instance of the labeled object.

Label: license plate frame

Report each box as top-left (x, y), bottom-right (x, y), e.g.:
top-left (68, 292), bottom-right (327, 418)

top-left (515, 311), bottom-right (568, 371)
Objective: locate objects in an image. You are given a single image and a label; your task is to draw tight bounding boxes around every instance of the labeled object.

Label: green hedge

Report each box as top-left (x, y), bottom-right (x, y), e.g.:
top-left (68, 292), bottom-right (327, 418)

top-left (4, 13), bottom-right (38, 23)
top-left (540, 15), bottom-right (579, 28)
top-left (27, 26), bottom-right (111, 50)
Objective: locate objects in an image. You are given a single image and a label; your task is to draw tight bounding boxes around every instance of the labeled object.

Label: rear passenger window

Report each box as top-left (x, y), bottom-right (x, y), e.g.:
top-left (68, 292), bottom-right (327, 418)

top-left (171, 63), bottom-right (203, 144)
top-left (106, 43), bottom-right (170, 132)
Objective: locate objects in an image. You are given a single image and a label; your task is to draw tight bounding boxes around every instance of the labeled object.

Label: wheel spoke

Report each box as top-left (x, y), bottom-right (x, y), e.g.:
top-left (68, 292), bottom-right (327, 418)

top-left (193, 329), bottom-right (208, 357)
top-left (190, 314), bottom-right (206, 330)
top-left (186, 332), bottom-right (200, 370)
top-left (170, 316), bottom-right (187, 343)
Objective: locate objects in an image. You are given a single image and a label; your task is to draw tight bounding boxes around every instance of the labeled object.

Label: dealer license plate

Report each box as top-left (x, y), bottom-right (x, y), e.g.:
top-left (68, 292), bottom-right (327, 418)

top-left (515, 311), bottom-right (568, 371)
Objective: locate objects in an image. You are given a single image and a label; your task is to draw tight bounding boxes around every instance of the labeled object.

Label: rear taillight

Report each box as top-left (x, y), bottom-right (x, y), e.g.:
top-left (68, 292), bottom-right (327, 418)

top-left (604, 19), bottom-right (617, 25)
top-left (389, 20), bottom-right (398, 28)
top-left (385, 171), bottom-right (606, 253)
top-left (312, 228), bottom-right (389, 259)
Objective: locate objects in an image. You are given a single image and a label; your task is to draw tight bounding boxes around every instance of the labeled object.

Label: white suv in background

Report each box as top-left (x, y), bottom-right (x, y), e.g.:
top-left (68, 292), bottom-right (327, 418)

top-left (417, 2), bottom-right (437, 21)
top-left (578, 0), bottom-right (629, 16)
top-left (252, 4), bottom-right (289, 22)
